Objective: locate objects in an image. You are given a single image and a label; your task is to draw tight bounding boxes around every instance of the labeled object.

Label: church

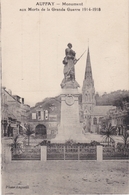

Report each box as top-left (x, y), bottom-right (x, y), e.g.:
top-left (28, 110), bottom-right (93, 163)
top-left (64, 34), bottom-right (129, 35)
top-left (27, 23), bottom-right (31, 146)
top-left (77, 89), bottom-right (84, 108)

top-left (82, 48), bottom-right (116, 133)
top-left (28, 48), bottom-right (116, 137)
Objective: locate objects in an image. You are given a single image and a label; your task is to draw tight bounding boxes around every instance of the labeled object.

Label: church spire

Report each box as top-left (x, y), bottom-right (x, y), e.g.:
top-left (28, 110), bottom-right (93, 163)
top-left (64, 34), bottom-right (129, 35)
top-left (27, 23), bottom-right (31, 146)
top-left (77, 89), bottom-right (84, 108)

top-left (85, 47), bottom-right (93, 80)
top-left (82, 47), bottom-right (96, 111)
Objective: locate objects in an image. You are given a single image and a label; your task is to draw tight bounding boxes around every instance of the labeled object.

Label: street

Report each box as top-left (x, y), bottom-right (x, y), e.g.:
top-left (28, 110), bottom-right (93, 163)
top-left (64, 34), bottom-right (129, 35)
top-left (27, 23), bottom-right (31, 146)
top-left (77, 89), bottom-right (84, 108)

top-left (2, 160), bottom-right (129, 195)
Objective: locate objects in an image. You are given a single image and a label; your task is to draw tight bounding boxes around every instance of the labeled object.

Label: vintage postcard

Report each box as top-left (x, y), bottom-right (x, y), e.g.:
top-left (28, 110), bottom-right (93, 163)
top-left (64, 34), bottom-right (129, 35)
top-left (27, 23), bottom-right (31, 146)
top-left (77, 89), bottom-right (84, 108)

top-left (1, 0), bottom-right (129, 194)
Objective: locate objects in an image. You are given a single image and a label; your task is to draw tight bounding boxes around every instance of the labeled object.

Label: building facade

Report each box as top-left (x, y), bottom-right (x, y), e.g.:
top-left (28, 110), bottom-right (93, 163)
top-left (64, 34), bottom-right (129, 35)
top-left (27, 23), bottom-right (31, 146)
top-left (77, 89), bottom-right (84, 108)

top-left (1, 87), bottom-right (30, 137)
top-left (28, 97), bottom-right (61, 139)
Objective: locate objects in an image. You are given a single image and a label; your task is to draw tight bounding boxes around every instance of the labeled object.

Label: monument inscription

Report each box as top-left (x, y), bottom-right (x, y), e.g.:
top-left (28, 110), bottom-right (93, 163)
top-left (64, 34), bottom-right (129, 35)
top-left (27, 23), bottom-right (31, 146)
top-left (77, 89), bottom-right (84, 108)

top-left (65, 94), bottom-right (74, 106)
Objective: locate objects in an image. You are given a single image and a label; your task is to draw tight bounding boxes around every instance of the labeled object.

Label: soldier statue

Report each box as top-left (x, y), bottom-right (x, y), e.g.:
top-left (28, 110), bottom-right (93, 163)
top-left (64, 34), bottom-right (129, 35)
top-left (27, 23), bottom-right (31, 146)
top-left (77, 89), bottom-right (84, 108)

top-left (62, 43), bottom-right (77, 82)
top-left (60, 43), bottom-right (85, 89)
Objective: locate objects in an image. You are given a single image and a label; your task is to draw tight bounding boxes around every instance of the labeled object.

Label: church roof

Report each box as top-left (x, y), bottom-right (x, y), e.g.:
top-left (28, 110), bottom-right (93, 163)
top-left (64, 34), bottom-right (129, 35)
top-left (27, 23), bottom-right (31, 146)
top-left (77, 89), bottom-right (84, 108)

top-left (93, 105), bottom-right (116, 116)
top-left (84, 47), bottom-right (93, 80)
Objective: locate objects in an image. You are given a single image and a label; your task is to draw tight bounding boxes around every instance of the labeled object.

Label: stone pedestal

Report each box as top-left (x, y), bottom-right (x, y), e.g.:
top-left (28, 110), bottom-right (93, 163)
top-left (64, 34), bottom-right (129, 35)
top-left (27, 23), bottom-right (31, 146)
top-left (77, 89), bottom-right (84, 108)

top-left (41, 146), bottom-right (47, 161)
top-left (52, 89), bottom-right (86, 143)
top-left (5, 146), bottom-right (12, 163)
top-left (97, 145), bottom-right (103, 161)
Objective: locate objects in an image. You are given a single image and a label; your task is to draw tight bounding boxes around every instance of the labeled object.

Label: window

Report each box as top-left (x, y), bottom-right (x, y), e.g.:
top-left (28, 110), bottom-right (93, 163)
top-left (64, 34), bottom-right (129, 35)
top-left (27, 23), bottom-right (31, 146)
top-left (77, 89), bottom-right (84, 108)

top-left (93, 117), bottom-right (97, 125)
top-left (37, 111), bottom-right (41, 120)
top-left (32, 113), bottom-right (36, 119)
top-left (99, 117), bottom-right (103, 122)
top-left (44, 110), bottom-right (48, 120)
top-left (85, 94), bottom-right (87, 101)
top-left (41, 111), bottom-right (44, 120)
top-left (38, 111), bottom-right (41, 117)
top-left (51, 130), bottom-right (54, 134)
top-left (88, 94), bottom-right (90, 101)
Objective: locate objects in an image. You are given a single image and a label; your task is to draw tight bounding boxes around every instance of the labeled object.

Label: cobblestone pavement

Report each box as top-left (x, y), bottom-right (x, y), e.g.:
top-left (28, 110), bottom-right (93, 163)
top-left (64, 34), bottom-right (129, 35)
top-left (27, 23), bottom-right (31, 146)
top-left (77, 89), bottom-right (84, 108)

top-left (2, 160), bottom-right (129, 195)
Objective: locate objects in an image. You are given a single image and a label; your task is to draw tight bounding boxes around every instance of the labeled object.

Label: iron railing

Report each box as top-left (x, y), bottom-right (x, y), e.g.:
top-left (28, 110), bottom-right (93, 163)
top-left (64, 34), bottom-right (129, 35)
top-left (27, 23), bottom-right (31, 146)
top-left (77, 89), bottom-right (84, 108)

top-left (11, 143), bottom-right (41, 160)
top-left (47, 144), bottom-right (97, 160)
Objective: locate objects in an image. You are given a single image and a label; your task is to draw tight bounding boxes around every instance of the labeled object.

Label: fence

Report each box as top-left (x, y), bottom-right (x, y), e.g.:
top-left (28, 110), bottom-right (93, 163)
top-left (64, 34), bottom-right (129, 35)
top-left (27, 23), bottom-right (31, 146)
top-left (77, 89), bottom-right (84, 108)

top-left (103, 145), bottom-right (129, 160)
top-left (47, 144), bottom-right (97, 160)
top-left (9, 143), bottom-right (129, 161)
top-left (11, 143), bottom-right (41, 160)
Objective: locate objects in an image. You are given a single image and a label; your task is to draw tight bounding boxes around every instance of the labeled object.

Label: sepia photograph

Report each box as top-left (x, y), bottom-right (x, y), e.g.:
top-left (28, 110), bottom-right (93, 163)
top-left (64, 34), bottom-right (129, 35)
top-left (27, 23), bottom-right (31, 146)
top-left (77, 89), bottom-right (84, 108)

top-left (1, 0), bottom-right (129, 194)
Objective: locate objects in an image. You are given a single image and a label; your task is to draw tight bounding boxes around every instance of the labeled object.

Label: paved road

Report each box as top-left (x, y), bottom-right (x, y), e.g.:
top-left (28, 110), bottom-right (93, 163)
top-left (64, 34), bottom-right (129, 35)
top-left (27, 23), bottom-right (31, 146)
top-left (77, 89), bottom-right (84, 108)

top-left (2, 160), bottom-right (129, 195)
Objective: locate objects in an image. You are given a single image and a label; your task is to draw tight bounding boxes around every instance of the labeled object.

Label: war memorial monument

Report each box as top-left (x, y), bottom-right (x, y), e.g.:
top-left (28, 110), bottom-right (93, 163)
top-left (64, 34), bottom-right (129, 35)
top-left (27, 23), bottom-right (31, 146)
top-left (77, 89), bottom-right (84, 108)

top-left (52, 43), bottom-right (86, 143)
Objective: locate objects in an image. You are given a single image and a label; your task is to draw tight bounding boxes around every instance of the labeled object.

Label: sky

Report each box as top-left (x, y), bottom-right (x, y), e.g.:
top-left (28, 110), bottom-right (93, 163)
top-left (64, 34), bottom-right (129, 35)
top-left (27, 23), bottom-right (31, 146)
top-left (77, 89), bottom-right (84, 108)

top-left (1, 0), bottom-right (129, 106)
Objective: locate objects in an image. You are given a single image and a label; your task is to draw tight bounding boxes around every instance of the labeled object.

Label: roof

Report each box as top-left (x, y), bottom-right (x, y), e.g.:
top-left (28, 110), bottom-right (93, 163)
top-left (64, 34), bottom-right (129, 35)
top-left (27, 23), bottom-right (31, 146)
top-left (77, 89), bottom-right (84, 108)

top-left (7, 110), bottom-right (17, 119)
top-left (93, 105), bottom-right (116, 116)
top-left (30, 96), bottom-right (61, 111)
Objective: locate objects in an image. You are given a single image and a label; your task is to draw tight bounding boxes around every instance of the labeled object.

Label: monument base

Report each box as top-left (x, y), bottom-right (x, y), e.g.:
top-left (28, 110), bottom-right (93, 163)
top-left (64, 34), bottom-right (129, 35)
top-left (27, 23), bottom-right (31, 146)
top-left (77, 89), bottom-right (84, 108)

top-left (51, 132), bottom-right (88, 143)
top-left (51, 124), bottom-right (88, 143)
top-left (51, 88), bottom-right (87, 143)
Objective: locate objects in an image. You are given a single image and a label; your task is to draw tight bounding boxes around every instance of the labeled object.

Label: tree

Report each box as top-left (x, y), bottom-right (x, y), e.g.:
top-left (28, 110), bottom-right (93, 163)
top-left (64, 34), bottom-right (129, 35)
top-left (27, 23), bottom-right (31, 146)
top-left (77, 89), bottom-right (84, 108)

top-left (101, 123), bottom-right (115, 145)
top-left (11, 134), bottom-right (24, 155)
top-left (122, 126), bottom-right (129, 146)
top-left (24, 124), bottom-right (34, 145)
top-left (123, 111), bottom-right (129, 126)
top-left (121, 125), bottom-right (129, 155)
top-left (11, 134), bottom-right (19, 155)
top-left (100, 117), bottom-right (111, 132)
top-left (13, 135), bottom-right (19, 148)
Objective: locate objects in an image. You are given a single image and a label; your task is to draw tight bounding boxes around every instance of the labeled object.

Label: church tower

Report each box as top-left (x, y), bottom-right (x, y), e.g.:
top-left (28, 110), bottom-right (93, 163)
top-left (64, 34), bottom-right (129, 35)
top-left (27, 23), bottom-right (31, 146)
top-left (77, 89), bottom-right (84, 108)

top-left (82, 47), bottom-right (96, 114)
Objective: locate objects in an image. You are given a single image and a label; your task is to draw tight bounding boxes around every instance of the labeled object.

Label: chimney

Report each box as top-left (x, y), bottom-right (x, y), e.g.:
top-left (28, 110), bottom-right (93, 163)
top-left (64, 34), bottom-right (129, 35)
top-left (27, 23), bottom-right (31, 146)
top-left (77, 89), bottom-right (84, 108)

top-left (13, 95), bottom-right (21, 102)
top-left (22, 98), bottom-right (24, 104)
top-left (17, 96), bottom-right (20, 102)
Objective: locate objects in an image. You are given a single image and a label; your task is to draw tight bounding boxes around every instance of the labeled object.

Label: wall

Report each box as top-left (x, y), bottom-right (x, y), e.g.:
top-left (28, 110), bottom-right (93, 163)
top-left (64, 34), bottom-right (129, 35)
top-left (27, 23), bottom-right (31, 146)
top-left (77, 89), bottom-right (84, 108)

top-left (28, 98), bottom-right (61, 137)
